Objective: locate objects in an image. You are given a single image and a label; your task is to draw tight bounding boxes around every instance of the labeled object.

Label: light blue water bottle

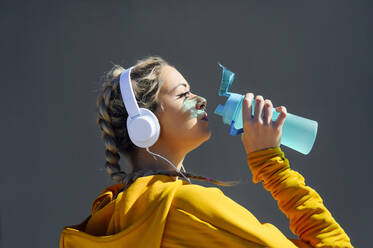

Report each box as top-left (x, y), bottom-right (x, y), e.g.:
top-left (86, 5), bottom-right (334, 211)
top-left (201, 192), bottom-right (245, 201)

top-left (214, 63), bottom-right (318, 155)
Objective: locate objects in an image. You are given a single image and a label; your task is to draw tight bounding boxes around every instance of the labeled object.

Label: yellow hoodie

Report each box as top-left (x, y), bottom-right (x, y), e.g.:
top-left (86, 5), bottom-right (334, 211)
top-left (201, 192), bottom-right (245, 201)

top-left (59, 147), bottom-right (353, 248)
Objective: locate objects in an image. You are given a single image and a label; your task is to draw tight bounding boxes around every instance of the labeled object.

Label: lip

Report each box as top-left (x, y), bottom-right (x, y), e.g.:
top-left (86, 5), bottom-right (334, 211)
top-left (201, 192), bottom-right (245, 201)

top-left (200, 112), bottom-right (208, 121)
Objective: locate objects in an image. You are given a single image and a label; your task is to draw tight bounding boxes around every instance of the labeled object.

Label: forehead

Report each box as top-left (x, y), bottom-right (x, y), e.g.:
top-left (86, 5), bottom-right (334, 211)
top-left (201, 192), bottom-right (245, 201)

top-left (159, 65), bottom-right (190, 94)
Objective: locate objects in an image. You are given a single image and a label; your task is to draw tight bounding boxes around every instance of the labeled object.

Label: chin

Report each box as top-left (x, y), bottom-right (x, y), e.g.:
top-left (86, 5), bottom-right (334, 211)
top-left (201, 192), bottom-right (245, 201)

top-left (200, 129), bottom-right (212, 142)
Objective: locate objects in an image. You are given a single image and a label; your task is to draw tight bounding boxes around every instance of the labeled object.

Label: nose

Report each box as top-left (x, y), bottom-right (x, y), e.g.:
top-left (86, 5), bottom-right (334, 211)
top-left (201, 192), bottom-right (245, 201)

top-left (196, 95), bottom-right (207, 111)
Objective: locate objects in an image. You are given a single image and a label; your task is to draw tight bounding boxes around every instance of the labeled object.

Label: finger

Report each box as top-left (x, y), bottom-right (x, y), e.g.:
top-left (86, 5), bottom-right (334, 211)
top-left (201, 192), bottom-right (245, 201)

top-left (242, 93), bottom-right (254, 122)
top-left (254, 95), bottom-right (264, 122)
top-left (274, 106), bottom-right (287, 130)
top-left (263, 99), bottom-right (273, 125)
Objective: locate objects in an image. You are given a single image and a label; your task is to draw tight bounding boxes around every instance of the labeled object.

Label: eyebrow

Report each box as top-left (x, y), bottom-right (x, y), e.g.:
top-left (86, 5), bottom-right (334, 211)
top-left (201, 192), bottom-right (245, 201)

top-left (170, 83), bottom-right (190, 93)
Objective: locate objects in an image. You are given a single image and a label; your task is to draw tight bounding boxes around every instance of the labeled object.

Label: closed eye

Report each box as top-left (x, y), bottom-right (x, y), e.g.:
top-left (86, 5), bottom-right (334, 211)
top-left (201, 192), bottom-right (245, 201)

top-left (178, 91), bottom-right (190, 99)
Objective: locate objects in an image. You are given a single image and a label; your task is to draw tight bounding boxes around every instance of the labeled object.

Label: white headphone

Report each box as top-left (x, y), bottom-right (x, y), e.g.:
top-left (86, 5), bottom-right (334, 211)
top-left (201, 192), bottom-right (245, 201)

top-left (119, 66), bottom-right (191, 183)
top-left (119, 66), bottom-right (160, 148)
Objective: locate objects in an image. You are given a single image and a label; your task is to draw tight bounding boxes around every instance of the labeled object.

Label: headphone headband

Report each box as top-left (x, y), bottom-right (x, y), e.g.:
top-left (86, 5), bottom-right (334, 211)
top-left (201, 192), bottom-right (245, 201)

top-left (119, 66), bottom-right (141, 118)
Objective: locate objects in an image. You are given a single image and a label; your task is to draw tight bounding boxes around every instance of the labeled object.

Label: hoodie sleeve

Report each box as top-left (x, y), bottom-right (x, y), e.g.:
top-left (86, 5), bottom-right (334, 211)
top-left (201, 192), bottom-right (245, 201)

top-left (167, 147), bottom-right (353, 248)
top-left (246, 146), bottom-right (353, 248)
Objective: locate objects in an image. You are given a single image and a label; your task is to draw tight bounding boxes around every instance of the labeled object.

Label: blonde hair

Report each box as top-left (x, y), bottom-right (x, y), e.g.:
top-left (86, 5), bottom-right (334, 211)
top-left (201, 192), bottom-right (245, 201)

top-left (96, 56), bottom-right (240, 189)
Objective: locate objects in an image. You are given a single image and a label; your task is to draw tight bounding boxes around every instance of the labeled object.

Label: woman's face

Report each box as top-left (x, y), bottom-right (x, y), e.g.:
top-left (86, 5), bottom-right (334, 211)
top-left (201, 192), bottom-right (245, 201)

top-left (155, 65), bottom-right (211, 151)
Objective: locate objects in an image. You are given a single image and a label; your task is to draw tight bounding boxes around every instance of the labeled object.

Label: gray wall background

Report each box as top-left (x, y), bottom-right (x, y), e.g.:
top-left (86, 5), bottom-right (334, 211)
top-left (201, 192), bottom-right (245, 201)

top-left (2, 0), bottom-right (371, 247)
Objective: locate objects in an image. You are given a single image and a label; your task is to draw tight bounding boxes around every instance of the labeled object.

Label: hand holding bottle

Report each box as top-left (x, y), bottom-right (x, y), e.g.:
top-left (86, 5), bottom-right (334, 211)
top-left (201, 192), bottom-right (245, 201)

top-left (240, 93), bottom-right (288, 155)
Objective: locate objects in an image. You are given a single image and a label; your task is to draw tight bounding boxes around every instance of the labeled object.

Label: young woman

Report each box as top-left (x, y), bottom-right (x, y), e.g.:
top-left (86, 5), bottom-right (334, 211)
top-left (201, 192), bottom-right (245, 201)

top-left (59, 56), bottom-right (353, 247)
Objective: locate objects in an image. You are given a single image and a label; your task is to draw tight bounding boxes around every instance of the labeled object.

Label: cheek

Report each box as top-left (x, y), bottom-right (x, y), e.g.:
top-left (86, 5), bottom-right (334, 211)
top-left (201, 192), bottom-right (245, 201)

top-left (160, 109), bottom-right (197, 137)
top-left (181, 98), bottom-right (195, 114)
top-left (181, 98), bottom-right (200, 118)
top-left (158, 98), bottom-right (203, 138)
top-left (170, 111), bottom-right (197, 130)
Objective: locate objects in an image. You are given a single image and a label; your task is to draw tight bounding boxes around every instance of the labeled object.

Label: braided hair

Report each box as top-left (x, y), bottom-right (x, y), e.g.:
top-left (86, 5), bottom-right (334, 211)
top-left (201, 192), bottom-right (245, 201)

top-left (96, 56), bottom-right (240, 189)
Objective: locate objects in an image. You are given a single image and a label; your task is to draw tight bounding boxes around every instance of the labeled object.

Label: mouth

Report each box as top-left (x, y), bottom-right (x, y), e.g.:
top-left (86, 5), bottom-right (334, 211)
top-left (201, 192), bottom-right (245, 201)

top-left (201, 112), bottom-right (208, 121)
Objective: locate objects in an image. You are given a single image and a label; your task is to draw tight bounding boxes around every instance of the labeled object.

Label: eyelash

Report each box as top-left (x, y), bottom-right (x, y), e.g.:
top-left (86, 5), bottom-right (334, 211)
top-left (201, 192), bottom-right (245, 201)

top-left (178, 91), bottom-right (190, 99)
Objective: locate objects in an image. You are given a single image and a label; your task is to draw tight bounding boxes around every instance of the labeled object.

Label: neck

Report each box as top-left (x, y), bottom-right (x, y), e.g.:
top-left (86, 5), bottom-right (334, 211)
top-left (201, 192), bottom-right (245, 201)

top-left (131, 141), bottom-right (187, 181)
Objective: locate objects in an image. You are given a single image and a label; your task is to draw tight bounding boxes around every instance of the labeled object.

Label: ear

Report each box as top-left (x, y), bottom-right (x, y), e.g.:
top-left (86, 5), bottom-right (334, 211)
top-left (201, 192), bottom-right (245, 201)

top-left (154, 101), bottom-right (165, 118)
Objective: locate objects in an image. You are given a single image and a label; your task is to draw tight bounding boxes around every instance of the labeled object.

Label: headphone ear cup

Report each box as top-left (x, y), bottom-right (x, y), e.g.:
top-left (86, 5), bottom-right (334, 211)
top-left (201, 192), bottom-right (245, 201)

top-left (126, 108), bottom-right (160, 148)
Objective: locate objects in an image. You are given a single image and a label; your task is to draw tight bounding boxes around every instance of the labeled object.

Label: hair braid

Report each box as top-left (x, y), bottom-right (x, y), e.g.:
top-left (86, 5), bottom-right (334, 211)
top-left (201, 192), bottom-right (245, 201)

top-left (97, 74), bottom-right (127, 184)
top-left (114, 169), bottom-right (241, 199)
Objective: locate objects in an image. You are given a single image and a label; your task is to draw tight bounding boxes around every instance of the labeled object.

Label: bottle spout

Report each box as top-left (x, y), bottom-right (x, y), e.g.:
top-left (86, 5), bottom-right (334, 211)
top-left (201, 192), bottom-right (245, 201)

top-left (217, 62), bottom-right (235, 97)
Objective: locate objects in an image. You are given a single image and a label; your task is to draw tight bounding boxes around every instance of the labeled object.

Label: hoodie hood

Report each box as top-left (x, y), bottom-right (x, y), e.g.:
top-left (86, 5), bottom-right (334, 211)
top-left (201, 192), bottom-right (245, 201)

top-left (60, 175), bottom-right (190, 248)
